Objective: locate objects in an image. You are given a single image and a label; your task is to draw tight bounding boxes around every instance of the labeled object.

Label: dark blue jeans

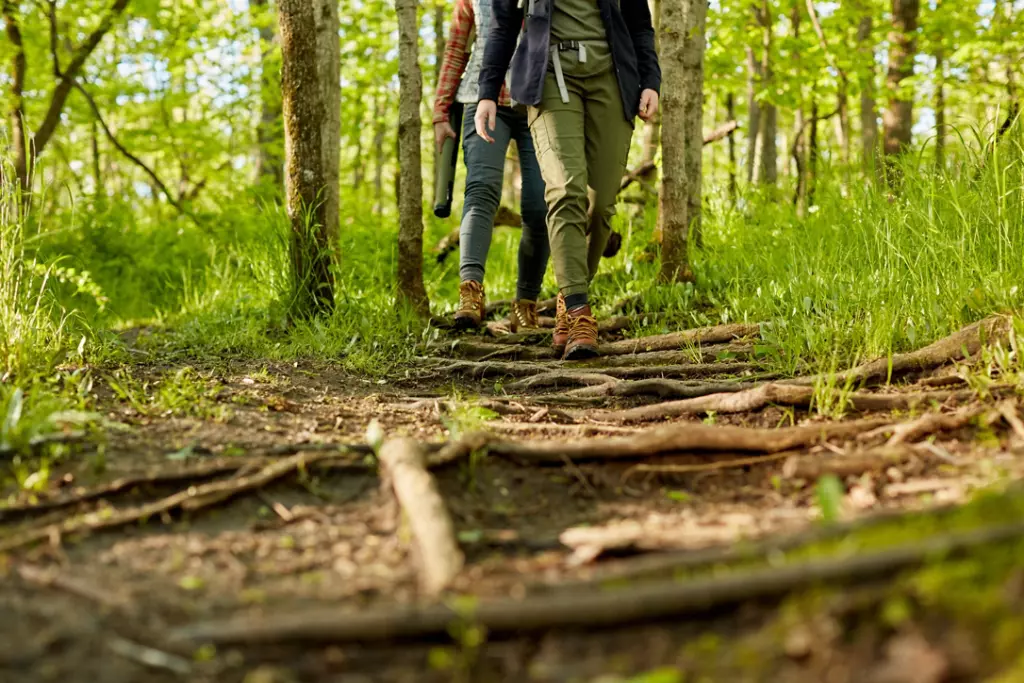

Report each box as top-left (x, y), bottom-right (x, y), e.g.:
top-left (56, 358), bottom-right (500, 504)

top-left (461, 103), bottom-right (550, 301)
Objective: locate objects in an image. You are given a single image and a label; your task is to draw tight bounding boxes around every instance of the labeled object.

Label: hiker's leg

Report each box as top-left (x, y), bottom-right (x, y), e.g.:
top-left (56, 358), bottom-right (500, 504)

top-left (529, 73), bottom-right (589, 308)
top-left (459, 103), bottom-right (514, 285)
top-left (512, 110), bottom-right (550, 303)
top-left (583, 64), bottom-right (633, 283)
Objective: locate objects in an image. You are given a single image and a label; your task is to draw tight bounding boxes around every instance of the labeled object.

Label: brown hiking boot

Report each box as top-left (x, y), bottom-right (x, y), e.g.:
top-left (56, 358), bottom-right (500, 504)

top-left (454, 280), bottom-right (485, 329)
top-left (553, 293), bottom-right (569, 354)
top-left (509, 299), bottom-right (539, 333)
top-left (564, 305), bottom-right (599, 360)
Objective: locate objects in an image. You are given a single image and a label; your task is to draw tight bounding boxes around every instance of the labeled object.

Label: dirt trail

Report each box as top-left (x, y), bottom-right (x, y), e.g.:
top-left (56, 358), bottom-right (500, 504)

top-left (3, 313), bottom-right (1024, 682)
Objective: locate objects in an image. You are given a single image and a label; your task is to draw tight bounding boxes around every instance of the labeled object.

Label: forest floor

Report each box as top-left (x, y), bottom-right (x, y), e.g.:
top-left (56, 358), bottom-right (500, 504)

top-left (4, 305), bottom-right (1024, 683)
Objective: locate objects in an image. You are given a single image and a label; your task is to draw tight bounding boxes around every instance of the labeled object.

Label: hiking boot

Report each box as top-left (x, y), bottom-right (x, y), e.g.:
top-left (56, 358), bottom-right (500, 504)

top-left (509, 299), bottom-right (539, 333)
top-left (454, 280), bottom-right (485, 329)
top-left (553, 293), bottom-right (569, 355)
top-left (563, 305), bottom-right (599, 360)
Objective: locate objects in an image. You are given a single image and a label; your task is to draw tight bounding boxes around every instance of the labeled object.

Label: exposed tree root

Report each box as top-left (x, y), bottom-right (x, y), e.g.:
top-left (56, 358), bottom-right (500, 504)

top-left (572, 499), bottom-right (974, 585)
top-left (602, 384), bottom-right (977, 424)
top-left (431, 360), bottom-right (765, 385)
top-left (563, 378), bottom-right (758, 401)
top-left (790, 315), bottom-right (1012, 387)
top-left (861, 404), bottom-right (990, 446)
top-left (378, 438), bottom-right (464, 595)
top-left (0, 452), bottom-right (348, 553)
top-left (505, 372), bottom-right (622, 392)
top-left (783, 445), bottom-right (922, 480)
top-left (170, 521), bottom-right (1024, 645)
top-left (570, 345), bottom-right (756, 368)
top-left (598, 323), bottom-right (761, 356)
top-left (435, 418), bottom-right (889, 466)
top-left (486, 316), bottom-right (636, 344)
top-left (627, 451), bottom-right (798, 477)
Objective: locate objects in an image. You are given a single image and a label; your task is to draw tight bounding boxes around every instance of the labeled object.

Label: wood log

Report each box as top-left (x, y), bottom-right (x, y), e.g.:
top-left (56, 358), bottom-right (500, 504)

top-left (378, 438), bottom-right (463, 595)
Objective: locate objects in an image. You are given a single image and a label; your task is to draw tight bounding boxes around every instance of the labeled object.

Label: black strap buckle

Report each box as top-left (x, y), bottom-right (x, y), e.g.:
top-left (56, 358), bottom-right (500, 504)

top-left (555, 40), bottom-right (581, 52)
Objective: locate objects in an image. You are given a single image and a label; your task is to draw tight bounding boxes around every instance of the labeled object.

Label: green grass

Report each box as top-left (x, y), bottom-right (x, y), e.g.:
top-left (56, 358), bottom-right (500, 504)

top-left (5, 130), bottom-right (1024, 397)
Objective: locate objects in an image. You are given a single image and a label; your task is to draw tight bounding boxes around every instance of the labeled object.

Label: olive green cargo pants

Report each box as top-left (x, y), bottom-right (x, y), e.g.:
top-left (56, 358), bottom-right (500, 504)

top-left (528, 43), bottom-right (633, 299)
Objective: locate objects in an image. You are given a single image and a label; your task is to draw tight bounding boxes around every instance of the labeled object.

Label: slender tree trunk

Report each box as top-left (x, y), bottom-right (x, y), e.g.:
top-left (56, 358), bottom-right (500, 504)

top-left (791, 1), bottom-right (806, 215)
top-left (315, 0), bottom-right (341, 241)
top-left (726, 92), bottom-right (738, 203)
top-left (352, 120), bottom-right (364, 189)
top-left (373, 95), bottom-right (386, 215)
top-left (754, 0), bottom-right (777, 186)
top-left (3, 0), bottom-right (29, 195)
top-left (396, 0), bottom-right (430, 315)
top-left (808, 99), bottom-right (819, 205)
top-left (279, 0), bottom-right (334, 319)
top-left (857, 15), bottom-right (879, 178)
top-left (658, 0), bottom-right (707, 282)
top-left (640, 0), bottom-right (663, 176)
top-left (91, 120), bottom-right (103, 198)
top-left (883, 0), bottom-right (921, 169)
top-left (934, 48), bottom-right (945, 171)
top-left (745, 48), bottom-right (761, 184)
top-left (252, 0), bottom-right (284, 194)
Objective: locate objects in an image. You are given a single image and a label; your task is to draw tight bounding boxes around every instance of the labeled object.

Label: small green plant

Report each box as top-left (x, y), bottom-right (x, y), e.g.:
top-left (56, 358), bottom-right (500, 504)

top-left (816, 474), bottom-right (845, 523)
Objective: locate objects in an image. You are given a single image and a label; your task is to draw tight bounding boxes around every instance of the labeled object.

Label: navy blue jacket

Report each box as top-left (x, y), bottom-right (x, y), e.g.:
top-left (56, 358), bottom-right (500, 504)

top-left (478, 0), bottom-right (660, 122)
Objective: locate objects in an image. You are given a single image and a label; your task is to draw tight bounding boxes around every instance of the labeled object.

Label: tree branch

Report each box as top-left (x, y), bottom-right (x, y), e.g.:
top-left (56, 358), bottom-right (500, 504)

top-left (805, 0), bottom-right (848, 85)
top-left (72, 80), bottom-right (193, 219)
top-left (44, 0), bottom-right (61, 76)
top-left (33, 0), bottom-right (132, 159)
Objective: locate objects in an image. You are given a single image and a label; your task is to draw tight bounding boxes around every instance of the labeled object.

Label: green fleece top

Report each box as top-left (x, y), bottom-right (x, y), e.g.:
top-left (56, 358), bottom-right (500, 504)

top-left (551, 0), bottom-right (606, 43)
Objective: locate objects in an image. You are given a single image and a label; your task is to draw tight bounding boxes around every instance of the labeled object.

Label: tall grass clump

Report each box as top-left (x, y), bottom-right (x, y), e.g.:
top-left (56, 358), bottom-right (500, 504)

top-left (588, 128), bottom-right (1024, 375)
top-left (0, 168), bottom-right (72, 382)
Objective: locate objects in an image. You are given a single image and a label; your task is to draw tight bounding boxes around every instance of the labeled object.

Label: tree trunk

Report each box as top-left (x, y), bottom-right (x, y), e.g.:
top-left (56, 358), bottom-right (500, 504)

top-left (790, 1), bottom-right (806, 215)
top-left (934, 48), bottom-right (945, 171)
top-left (315, 0), bottom-right (341, 242)
top-left (808, 99), bottom-right (819, 205)
top-left (3, 0), bottom-right (29, 195)
top-left (91, 120), bottom-right (103, 199)
top-left (726, 92), bottom-right (738, 203)
top-left (252, 0), bottom-right (284, 194)
top-left (658, 0), bottom-right (707, 283)
top-left (640, 0), bottom-right (663, 176)
top-left (883, 0), bottom-right (920, 167)
top-left (373, 95), bottom-right (386, 215)
top-left (857, 15), bottom-right (879, 178)
top-left (396, 0), bottom-right (430, 315)
top-left (745, 48), bottom-right (762, 184)
top-left (278, 0), bottom-right (334, 319)
top-left (753, 0), bottom-right (777, 186)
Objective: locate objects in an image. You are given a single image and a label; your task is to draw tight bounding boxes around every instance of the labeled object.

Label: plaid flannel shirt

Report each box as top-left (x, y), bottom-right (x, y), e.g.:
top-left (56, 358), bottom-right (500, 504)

top-left (432, 0), bottom-right (512, 125)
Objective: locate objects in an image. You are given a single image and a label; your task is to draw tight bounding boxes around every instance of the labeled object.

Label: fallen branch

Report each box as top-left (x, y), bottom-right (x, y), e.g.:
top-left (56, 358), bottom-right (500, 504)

top-left (378, 438), bottom-right (464, 595)
top-left (0, 452), bottom-right (346, 553)
top-left (169, 521), bottom-right (1024, 645)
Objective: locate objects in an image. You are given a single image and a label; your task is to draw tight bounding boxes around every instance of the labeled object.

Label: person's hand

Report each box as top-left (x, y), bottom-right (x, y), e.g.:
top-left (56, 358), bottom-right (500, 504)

top-left (475, 100), bottom-right (498, 143)
top-left (638, 89), bottom-right (659, 122)
top-left (434, 121), bottom-right (456, 153)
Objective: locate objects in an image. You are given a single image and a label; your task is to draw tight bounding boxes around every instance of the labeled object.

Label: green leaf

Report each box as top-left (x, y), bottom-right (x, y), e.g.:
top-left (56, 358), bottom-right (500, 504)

top-left (816, 475), bottom-right (844, 523)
